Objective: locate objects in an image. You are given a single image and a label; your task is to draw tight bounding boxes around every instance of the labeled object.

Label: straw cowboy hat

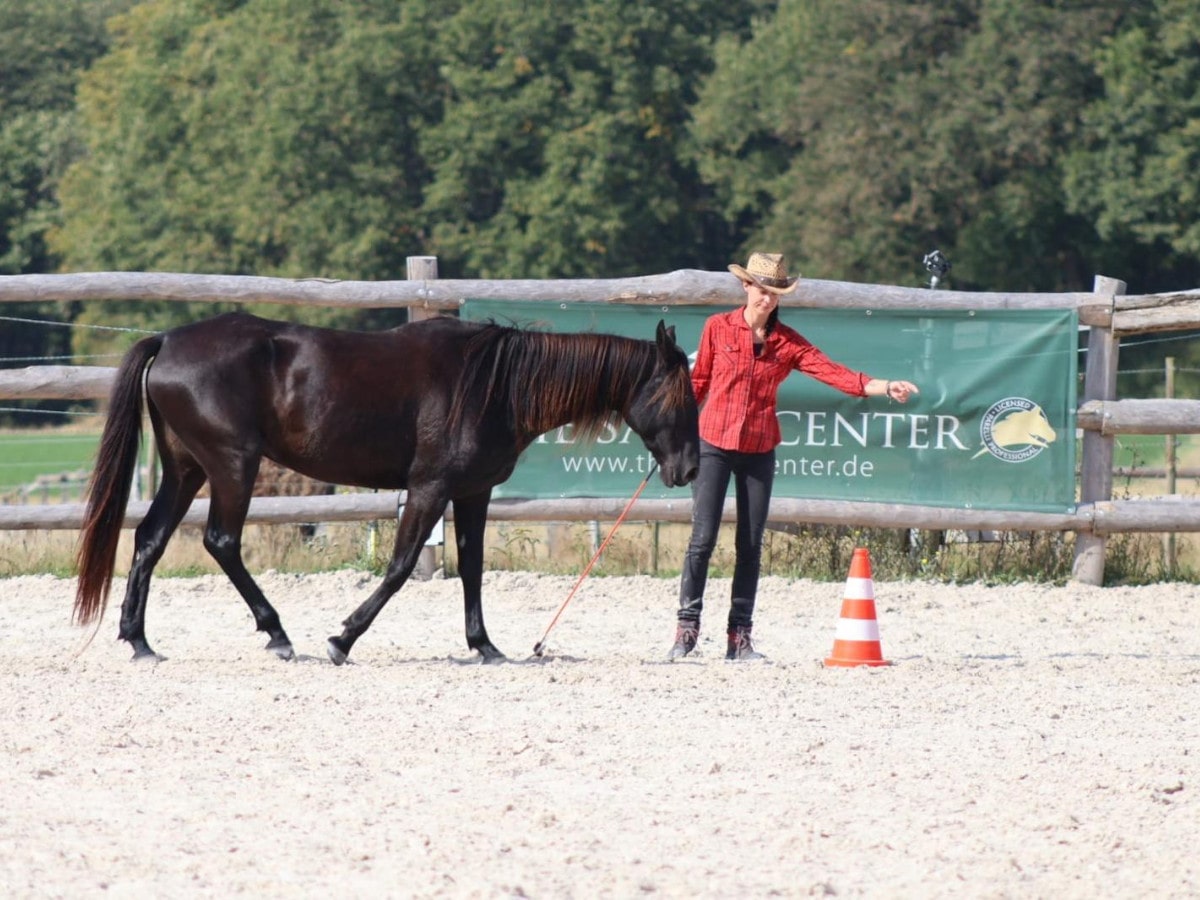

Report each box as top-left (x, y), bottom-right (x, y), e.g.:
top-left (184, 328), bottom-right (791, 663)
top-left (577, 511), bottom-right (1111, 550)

top-left (728, 252), bottom-right (800, 294)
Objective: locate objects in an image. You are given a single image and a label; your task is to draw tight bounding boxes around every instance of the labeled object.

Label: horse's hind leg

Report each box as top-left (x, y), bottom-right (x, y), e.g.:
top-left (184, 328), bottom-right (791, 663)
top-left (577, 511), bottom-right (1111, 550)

top-left (327, 489), bottom-right (450, 665)
top-left (204, 471), bottom-right (295, 660)
top-left (119, 465), bottom-right (206, 661)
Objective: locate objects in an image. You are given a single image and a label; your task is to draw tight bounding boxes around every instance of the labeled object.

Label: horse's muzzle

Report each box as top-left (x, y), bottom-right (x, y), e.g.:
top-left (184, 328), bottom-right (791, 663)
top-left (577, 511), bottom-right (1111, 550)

top-left (662, 462), bottom-right (699, 488)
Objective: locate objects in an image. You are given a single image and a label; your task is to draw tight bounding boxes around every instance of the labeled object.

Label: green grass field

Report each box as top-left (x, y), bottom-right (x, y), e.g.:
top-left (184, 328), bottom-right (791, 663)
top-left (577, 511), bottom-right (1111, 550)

top-left (0, 430), bottom-right (102, 499)
top-left (1111, 432), bottom-right (1196, 469)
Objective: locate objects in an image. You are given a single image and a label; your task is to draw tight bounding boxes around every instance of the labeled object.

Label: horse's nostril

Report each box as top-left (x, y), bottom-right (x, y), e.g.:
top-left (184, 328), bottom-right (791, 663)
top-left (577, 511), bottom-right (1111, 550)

top-left (682, 466), bottom-right (699, 484)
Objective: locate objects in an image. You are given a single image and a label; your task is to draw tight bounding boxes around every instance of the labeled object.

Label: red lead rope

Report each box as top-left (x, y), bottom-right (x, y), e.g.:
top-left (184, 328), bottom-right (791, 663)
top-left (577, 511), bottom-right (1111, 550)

top-left (532, 463), bottom-right (659, 657)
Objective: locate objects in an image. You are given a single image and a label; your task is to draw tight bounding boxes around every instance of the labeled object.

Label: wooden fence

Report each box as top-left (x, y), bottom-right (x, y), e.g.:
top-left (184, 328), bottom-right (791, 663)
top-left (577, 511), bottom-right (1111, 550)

top-left (4, 260), bottom-right (1200, 585)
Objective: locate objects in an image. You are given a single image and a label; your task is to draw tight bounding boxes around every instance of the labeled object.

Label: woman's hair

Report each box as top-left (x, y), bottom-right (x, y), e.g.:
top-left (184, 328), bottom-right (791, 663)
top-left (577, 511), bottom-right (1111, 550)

top-left (766, 307), bottom-right (779, 334)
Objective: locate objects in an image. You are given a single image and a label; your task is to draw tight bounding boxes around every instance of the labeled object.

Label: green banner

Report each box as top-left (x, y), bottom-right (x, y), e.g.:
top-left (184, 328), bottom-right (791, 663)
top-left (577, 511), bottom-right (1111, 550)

top-left (463, 300), bottom-right (1078, 512)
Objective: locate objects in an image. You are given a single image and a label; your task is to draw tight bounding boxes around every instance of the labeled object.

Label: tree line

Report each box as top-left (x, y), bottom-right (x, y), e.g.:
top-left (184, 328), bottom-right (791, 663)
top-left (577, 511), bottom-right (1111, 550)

top-left (3, 0), bottom-right (1200, 422)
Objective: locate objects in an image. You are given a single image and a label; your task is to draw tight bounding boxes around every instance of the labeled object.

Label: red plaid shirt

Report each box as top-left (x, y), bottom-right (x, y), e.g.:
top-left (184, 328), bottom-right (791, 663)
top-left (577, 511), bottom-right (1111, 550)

top-left (691, 308), bottom-right (869, 453)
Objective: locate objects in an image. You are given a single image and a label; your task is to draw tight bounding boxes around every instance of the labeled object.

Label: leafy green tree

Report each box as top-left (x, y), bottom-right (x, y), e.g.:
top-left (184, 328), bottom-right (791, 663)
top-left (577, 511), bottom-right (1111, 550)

top-left (1062, 0), bottom-right (1200, 399)
top-left (1064, 0), bottom-right (1200, 290)
top-left (419, 0), bottom-right (759, 278)
top-left (690, 0), bottom-right (1126, 291)
top-left (0, 0), bottom-right (135, 275)
top-left (0, 0), bottom-right (136, 425)
top-left (53, 0), bottom-right (451, 356)
top-left (54, 0), bottom-right (761, 344)
top-left (54, 0), bottom-right (444, 281)
top-left (0, 0), bottom-right (130, 122)
top-left (0, 111), bottom-right (67, 275)
top-left (915, 0), bottom-right (1128, 291)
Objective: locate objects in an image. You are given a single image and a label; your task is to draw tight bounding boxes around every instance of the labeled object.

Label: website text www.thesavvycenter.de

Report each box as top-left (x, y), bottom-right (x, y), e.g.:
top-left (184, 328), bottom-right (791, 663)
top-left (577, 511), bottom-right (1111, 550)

top-left (546, 410), bottom-right (969, 480)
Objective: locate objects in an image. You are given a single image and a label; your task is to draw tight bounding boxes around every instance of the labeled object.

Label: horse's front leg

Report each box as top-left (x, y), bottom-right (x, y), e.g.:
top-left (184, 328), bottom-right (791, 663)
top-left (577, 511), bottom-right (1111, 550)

top-left (453, 490), bottom-right (503, 662)
top-left (326, 490), bottom-right (448, 665)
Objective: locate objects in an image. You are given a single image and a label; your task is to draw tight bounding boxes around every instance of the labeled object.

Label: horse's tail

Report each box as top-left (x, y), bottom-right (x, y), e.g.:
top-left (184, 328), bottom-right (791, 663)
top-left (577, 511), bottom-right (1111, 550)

top-left (74, 334), bottom-right (162, 626)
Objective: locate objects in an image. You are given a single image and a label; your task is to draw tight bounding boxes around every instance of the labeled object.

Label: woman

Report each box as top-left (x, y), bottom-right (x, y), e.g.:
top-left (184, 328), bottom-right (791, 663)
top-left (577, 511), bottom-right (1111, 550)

top-left (670, 252), bottom-right (918, 661)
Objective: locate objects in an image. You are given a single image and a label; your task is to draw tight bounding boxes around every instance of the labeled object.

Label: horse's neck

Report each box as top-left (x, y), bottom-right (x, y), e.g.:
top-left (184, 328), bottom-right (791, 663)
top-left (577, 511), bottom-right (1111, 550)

top-left (515, 337), bottom-right (635, 439)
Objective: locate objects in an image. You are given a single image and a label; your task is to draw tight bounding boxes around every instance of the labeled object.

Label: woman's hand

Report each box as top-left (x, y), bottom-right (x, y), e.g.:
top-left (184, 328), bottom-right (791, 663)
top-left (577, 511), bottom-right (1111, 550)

top-left (867, 378), bottom-right (919, 403)
top-left (886, 380), bottom-right (918, 403)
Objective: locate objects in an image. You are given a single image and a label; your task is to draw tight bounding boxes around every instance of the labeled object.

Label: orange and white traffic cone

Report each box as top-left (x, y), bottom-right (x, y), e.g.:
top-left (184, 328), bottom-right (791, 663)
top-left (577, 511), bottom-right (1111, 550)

top-left (824, 547), bottom-right (892, 667)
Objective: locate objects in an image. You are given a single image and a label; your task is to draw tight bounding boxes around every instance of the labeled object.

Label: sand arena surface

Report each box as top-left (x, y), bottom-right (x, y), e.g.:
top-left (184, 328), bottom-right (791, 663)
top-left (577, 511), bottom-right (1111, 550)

top-left (1, 569), bottom-right (1197, 898)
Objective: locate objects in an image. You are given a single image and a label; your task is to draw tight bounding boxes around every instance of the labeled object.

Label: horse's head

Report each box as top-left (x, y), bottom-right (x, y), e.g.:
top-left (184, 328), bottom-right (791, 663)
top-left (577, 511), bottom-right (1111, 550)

top-left (625, 320), bottom-right (700, 487)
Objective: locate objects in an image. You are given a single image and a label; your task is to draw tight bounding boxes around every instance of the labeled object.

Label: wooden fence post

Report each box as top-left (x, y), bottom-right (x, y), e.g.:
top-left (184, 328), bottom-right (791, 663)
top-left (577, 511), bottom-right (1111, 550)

top-left (1165, 356), bottom-right (1177, 575)
top-left (1072, 275), bottom-right (1126, 585)
top-left (407, 255), bottom-right (441, 580)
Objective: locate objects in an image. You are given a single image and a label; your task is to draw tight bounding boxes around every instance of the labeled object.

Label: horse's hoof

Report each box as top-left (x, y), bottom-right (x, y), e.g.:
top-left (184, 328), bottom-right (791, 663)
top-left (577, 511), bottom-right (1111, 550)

top-left (326, 637), bottom-right (349, 666)
top-left (478, 646), bottom-right (507, 664)
top-left (265, 637), bottom-right (295, 661)
top-left (130, 648), bottom-right (165, 664)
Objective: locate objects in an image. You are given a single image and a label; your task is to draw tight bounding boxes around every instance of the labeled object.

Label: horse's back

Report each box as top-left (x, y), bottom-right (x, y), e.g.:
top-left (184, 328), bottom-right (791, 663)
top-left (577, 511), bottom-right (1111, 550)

top-left (147, 311), bottom-right (476, 390)
top-left (143, 312), bottom-right (483, 488)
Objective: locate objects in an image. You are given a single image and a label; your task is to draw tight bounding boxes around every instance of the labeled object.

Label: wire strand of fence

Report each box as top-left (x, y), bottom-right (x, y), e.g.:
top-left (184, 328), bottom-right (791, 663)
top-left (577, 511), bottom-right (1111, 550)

top-left (1118, 331), bottom-right (1200, 349)
top-left (0, 354), bottom-right (127, 364)
top-left (0, 407), bottom-right (95, 418)
top-left (0, 314), bottom-right (157, 334)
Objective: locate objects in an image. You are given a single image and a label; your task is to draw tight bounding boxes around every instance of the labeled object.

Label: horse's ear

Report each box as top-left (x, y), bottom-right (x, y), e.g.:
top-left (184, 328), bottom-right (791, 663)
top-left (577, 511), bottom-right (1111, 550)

top-left (656, 319), bottom-right (677, 353)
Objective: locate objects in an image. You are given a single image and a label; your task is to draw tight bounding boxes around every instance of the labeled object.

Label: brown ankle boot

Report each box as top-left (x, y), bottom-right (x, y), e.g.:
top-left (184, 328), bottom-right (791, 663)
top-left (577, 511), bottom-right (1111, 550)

top-left (726, 625), bottom-right (765, 661)
top-left (668, 621), bottom-right (699, 659)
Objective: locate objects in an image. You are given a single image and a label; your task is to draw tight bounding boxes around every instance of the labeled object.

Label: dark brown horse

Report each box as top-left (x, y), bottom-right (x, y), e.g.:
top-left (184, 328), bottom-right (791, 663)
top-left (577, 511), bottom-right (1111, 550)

top-left (74, 312), bottom-right (699, 664)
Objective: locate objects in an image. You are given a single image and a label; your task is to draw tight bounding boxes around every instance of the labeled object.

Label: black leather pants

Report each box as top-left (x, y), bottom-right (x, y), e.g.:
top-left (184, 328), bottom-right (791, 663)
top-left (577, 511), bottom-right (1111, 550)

top-left (677, 440), bottom-right (775, 629)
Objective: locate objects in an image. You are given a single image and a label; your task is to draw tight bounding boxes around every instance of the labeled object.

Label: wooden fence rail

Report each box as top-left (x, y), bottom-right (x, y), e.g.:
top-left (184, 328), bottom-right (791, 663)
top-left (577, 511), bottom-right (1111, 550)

top-left (3, 492), bottom-right (1199, 537)
top-left (3, 265), bottom-right (1199, 584)
top-left (3, 268), bottom-right (1199, 332)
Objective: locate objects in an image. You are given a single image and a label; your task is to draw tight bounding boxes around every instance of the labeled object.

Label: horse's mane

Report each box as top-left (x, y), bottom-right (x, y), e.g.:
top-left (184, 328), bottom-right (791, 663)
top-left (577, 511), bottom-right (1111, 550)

top-left (447, 323), bottom-right (689, 442)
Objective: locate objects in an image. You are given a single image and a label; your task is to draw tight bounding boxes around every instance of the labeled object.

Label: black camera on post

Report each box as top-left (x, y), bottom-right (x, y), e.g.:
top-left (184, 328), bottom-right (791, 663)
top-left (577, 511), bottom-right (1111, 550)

top-left (922, 249), bottom-right (950, 288)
